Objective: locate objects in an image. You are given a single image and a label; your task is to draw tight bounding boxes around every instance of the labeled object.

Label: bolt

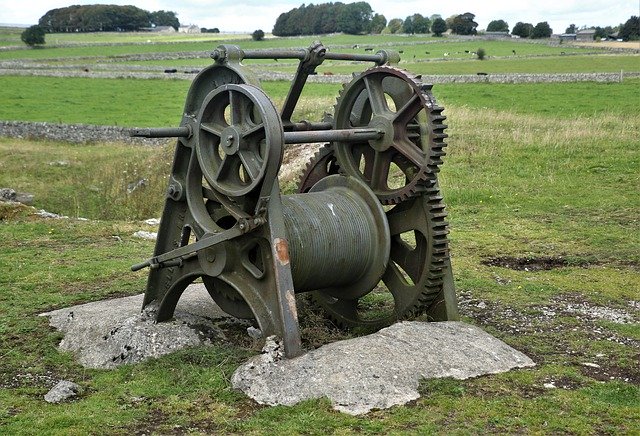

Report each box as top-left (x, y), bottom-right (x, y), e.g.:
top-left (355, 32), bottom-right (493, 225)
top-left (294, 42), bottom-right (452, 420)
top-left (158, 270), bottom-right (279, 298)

top-left (206, 252), bottom-right (216, 263)
top-left (227, 134), bottom-right (234, 143)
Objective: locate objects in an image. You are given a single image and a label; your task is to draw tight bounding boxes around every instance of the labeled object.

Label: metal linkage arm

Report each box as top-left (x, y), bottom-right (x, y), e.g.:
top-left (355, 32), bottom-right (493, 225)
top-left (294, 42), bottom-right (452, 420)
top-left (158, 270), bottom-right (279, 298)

top-left (131, 225), bottom-right (243, 272)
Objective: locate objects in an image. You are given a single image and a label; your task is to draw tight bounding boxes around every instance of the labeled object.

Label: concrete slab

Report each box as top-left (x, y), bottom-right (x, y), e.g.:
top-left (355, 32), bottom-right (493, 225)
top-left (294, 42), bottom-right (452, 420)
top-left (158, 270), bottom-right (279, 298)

top-left (42, 287), bottom-right (534, 415)
top-left (40, 284), bottom-right (246, 369)
top-left (232, 322), bottom-right (535, 415)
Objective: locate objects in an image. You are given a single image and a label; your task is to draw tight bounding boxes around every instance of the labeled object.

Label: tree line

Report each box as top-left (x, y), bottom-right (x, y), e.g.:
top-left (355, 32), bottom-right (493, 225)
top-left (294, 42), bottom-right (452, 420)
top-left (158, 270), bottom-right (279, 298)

top-left (38, 5), bottom-right (180, 33)
top-left (273, 2), bottom-right (638, 41)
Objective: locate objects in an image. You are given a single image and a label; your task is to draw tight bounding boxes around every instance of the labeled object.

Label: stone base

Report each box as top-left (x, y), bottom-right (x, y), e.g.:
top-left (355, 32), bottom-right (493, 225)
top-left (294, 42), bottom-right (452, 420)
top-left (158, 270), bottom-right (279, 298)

top-left (232, 322), bottom-right (535, 415)
top-left (40, 284), bottom-right (246, 369)
top-left (42, 286), bottom-right (534, 415)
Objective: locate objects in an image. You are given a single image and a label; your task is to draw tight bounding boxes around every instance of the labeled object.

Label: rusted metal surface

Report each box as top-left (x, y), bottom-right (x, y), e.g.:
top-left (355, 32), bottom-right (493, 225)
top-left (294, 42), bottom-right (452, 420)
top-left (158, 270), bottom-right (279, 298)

top-left (131, 42), bottom-right (457, 358)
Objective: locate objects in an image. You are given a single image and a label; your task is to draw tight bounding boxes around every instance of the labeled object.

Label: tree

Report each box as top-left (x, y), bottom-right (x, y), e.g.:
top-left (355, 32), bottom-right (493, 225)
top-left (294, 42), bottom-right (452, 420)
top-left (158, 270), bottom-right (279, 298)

top-left (370, 14), bottom-right (386, 34)
top-left (412, 14), bottom-right (430, 34)
top-left (487, 19), bottom-right (509, 33)
top-left (431, 17), bottom-right (447, 36)
top-left (38, 5), bottom-right (150, 32)
top-left (21, 25), bottom-right (45, 47)
top-left (594, 25), bottom-right (614, 40)
top-left (477, 48), bottom-right (486, 60)
top-left (402, 16), bottom-right (414, 34)
top-left (620, 16), bottom-right (639, 41)
top-left (565, 23), bottom-right (576, 34)
top-left (337, 2), bottom-right (373, 34)
top-left (512, 21), bottom-right (533, 38)
top-left (531, 21), bottom-right (552, 38)
top-left (445, 15), bottom-right (457, 29)
top-left (150, 10), bottom-right (179, 30)
top-left (252, 29), bottom-right (265, 41)
top-left (450, 12), bottom-right (477, 35)
top-left (386, 18), bottom-right (403, 34)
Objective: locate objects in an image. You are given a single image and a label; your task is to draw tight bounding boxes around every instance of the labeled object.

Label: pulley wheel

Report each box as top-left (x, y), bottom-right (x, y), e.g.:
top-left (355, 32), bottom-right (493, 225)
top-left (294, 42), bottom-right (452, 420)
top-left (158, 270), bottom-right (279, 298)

top-left (196, 84), bottom-right (283, 197)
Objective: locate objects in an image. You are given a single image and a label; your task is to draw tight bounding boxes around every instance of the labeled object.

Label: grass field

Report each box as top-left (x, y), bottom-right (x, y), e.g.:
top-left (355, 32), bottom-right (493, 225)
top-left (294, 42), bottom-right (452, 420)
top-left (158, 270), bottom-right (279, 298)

top-left (1, 30), bottom-right (639, 434)
top-left (1, 75), bottom-right (638, 126)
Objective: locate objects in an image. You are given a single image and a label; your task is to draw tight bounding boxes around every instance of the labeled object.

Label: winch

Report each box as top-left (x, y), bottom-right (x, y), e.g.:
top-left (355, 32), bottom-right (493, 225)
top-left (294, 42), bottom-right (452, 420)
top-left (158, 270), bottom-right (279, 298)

top-left (131, 42), bottom-right (458, 358)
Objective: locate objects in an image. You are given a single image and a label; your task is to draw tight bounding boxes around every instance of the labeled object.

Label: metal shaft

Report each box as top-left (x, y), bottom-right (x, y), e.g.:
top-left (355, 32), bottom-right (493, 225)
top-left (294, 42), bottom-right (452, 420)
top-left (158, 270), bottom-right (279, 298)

top-left (212, 48), bottom-right (388, 65)
top-left (130, 126), bottom-right (383, 144)
top-left (283, 128), bottom-right (383, 144)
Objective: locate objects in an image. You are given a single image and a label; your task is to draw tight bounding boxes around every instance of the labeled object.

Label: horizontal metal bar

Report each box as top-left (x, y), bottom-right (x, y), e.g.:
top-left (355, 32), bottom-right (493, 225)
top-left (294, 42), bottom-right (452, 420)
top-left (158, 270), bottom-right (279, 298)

top-left (284, 128), bottom-right (383, 144)
top-left (129, 126), bottom-right (191, 138)
top-left (323, 52), bottom-right (385, 63)
top-left (212, 48), bottom-right (387, 64)
top-left (241, 49), bottom-right (308, 60)
top-left (286, 121), bottom-right (333, 131)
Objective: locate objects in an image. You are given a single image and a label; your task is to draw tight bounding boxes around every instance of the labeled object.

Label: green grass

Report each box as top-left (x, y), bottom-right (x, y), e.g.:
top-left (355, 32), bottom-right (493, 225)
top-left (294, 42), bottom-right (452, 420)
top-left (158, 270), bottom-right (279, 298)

top-left (1, 75), bottom-right (638, 126)
top-left (1, 30), bottom-right (639, 434)
top-left (1, 34), bottom-right (604, 60)
top-left (1, 102), bottom-right (638, 433)
top-left (0, 138), bottom-right (172, 220)
top-left (325, 54), bottom-right (640, 75)
top-left (100, 53), bottom-right (639, 76)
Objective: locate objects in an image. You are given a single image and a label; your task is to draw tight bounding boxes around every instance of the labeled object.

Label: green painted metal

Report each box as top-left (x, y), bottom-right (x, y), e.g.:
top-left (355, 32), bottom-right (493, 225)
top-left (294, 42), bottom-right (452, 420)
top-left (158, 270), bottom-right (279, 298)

top-left (131, 42), bottom-right (458, 358)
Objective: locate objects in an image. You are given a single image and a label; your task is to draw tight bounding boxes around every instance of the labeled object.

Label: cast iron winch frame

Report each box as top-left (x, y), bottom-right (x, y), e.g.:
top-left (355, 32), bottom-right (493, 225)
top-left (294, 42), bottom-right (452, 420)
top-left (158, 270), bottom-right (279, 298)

top-left (130, 42), bottom-right (458, 358)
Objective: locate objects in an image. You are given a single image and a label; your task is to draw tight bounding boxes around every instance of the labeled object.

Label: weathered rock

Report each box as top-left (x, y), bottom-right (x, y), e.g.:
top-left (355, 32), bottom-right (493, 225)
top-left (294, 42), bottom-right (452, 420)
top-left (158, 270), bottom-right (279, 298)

top-left (132, 230), bottom-right (157, 240)
top-left (0, 188), bottom-right (16, 201)
top-left (40, 284), bottom-right (246, 369)
top-left (35, 209), bottom-right (68, 219)
top-left (232, 321), bottom-right (535, 415)
top-left (44, 380), bottom-right (81, 403)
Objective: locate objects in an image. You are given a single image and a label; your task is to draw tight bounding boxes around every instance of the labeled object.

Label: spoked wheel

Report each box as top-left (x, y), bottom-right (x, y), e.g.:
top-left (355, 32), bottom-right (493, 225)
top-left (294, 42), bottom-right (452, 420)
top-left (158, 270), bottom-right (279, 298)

top-left (333, 66), bottom-right (448, 205)
top-left (196, 84), bottom-right (283, 198)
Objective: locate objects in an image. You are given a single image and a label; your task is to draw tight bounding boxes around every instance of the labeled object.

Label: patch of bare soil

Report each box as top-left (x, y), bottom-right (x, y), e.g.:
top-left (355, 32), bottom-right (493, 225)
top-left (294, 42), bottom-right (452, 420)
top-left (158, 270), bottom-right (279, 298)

top-left (0, 370), bottom-right (60, 390)
top-left (482, 255), bottom-right (597, 271)
top-left (458, 291), bottom-right (640, 385)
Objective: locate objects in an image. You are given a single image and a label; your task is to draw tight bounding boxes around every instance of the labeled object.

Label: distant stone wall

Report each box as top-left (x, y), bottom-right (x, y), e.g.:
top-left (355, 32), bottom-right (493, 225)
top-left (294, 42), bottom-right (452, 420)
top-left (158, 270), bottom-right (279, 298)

top-left (275, 72), bottom-right (638, 84)
top-left (0, 121), bottom-right (168, 145)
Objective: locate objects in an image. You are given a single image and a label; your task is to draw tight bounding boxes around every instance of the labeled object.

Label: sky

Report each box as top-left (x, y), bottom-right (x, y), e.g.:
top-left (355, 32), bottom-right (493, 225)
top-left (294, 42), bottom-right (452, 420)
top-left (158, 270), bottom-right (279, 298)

top-left (0, 0), bottom-right (637, 33)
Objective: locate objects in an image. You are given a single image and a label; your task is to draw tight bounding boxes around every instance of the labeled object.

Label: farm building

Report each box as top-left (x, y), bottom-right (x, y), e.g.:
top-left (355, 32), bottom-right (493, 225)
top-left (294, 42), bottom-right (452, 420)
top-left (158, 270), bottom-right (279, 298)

top-left (556, 33), bottom-right (577, 41)
top-left (576, 28), bottom-right (596, 41)
top-left (179, 25), bottom-right (201, 34)
top-left (150, 26), bottom-right (176, 33)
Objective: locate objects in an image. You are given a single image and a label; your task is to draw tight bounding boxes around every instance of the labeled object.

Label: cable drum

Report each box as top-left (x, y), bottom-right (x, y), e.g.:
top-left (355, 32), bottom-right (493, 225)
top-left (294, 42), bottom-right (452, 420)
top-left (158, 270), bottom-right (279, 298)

top-left (282, 175), bottom-right (390, 299)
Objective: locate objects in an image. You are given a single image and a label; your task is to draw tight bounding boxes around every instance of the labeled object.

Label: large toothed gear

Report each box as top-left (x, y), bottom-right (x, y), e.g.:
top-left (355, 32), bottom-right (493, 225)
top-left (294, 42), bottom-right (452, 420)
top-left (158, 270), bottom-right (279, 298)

top-left (332, 66), bottom-right (448, 204)
top-left (297, 143), bottom-right (340, 193)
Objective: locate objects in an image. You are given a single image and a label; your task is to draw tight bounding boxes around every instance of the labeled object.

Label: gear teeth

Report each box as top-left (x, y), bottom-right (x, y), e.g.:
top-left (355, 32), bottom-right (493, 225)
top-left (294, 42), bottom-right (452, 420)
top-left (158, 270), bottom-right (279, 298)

top-left (308, 64), bottom-right (453, 328)
top-left (296, 143), bottom-right (340, 193)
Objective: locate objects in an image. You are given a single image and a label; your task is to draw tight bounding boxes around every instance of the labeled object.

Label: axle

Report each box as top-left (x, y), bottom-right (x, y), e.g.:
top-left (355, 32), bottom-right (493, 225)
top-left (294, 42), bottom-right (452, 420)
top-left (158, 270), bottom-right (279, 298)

top-left (130, 126), bottom-right (384, 144)
top-left (210, 47), bottom-right (397, 66)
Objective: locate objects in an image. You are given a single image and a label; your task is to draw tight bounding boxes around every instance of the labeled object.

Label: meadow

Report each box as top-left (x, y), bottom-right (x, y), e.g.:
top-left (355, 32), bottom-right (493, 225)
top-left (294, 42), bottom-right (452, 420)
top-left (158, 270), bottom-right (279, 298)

top-left (0, 30), bottom-right (639, 434)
